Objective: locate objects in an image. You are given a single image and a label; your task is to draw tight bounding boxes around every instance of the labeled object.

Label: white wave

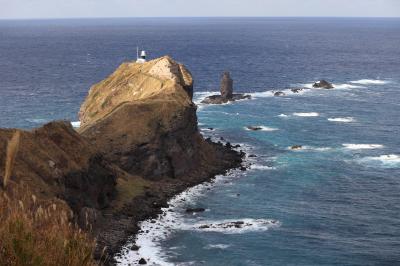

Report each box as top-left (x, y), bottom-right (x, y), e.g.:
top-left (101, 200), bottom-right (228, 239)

top-left (278, 114), bottom-right (289, 118)
top-left (350, 79), bottom-right (388, 85)
top-left (193, 218), bottom-right (280, 234)
top-left (302, 83), bottom-right (314, 89)
top-left (71, 121), bottom-right (81, 128)
top-left (357, 154), bottom-right (400, 168)
top-left (327, 117), bottom-right (356, 123)
top-left (26, 118), bottom-right (49, 124)
top-left (293, 112), bottom-right (319, 117)
top-left (250, 164), bottom-right (275, 170)
top-left (332, 84), bottom-right (364, 89)
top-left (244, 126), bottom-right (279, 132)
top-left (342, 144), bottom-right (384, 150)
top-left (249, 88), bottom-right (309, 98)
top-left (204, 244), bottom-right (231, 250)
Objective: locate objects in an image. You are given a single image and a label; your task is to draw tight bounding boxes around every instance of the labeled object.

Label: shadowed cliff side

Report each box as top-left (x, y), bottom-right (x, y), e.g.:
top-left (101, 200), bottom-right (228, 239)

top-left (78, 56), bottom-right (243, 261)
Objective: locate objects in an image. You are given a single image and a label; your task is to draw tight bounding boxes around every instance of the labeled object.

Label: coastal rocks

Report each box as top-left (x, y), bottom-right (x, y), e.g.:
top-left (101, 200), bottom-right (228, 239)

top-left (313, 80), bottom-right (334, 89)
top-left (186, 207), bottom-right (206, 213)
top-left (291, 88), bottom-right (303, 93)
top-left (274, 91), bottom-right (285, 96)
top-left (290, 145), bottom-right (303, 150)
top-left (246, 126), bottom-right (263, 131)
top-left (197, 219), bottom-right (279, 232)
top-left (201, 72), bottom-right (251, 104)
top-left (138, 258), bottom-right (147, 264)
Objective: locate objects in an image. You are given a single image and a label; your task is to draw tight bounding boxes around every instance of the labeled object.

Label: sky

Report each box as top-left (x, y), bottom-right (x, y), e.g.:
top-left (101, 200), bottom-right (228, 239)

top-left (0, 0), bottom-right (399, 19)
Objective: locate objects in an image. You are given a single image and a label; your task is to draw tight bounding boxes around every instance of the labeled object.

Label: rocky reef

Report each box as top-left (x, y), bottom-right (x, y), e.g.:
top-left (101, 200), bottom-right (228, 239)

top-left (0, 56), bottom-right (244, 264)
top-left (201, 72), bottom-right (250, 104)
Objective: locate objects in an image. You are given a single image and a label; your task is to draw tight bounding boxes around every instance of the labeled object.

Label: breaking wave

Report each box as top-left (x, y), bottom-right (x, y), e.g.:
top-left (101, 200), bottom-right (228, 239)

top-left (357, 154), bottom-right (400, 168)
top-left (71, 121), bottom-right (81, 128)
top-left (342, 144), bottom-right (384, 150)
top-left (328, 117), bottom-right (356, 123)
top-left (244, 126), bottom-right (279, 132)
top-left (293, 112), bottom-right (319, 117)
top-left (350, 79), bottom-right (389, 85)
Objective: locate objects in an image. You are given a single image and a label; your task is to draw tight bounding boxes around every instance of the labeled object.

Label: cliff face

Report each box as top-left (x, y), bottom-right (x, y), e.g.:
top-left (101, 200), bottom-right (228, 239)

top-left (79, 56), bottom-right (227, 182)
top-left (0, 121), bottom-right (116, 213)
top-left (0, 56), bottom-right (243, 263)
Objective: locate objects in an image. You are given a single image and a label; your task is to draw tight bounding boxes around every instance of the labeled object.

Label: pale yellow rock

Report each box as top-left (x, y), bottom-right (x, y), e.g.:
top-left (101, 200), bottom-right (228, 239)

top-left (79, 56), bottom-right (193, 129)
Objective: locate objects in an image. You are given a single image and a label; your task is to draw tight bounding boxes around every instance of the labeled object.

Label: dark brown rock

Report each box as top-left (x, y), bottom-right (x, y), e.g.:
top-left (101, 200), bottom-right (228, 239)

top-left (220, 72), bottom-right (233, 99)
top-left (313, 80), bottom-right (334, 89)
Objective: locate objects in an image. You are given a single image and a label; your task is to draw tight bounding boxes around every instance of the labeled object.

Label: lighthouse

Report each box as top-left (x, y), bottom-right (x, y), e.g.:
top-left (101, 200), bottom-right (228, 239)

top-left (136, 47), bottom-right (147, 63)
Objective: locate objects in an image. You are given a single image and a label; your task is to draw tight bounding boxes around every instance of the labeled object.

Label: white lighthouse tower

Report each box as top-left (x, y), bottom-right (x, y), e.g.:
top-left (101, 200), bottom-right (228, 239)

top-left (136, 47), bottom-right (147, 63)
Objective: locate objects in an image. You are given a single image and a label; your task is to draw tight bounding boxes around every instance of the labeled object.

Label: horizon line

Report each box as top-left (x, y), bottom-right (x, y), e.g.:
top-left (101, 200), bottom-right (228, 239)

top-left (1, 15), bottom-right (400, 21)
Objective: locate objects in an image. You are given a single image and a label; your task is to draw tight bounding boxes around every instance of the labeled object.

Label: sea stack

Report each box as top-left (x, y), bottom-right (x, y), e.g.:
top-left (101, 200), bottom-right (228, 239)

top-left (201, 72), bottom-right (250, 104)
top-left (220, 72), bottom-right (234, 99)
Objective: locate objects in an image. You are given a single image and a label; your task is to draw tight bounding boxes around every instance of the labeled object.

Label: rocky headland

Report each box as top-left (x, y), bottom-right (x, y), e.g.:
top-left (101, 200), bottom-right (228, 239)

top-left (0, 56), bottom-right (244, 264)
top-left (201, 72), bottom-right (251, 104)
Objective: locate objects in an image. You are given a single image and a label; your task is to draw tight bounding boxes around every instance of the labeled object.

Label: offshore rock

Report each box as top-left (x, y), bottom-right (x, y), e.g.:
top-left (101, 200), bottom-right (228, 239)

top-left (313, 80), bottom-right (334, 89)
top-left (220, 71), bottom-right (233, 99)
top-left (201, 72), bottom-right (250, 104)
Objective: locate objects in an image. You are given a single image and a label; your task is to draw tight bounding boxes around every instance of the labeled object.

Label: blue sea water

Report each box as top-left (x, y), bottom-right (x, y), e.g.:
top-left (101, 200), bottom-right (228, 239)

top-left (1, 18), bottom-right (400, 265)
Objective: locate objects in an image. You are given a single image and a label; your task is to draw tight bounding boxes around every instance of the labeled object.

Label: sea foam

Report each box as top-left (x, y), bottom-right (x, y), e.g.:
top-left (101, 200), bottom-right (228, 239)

top-left (244, 126), bottom-right (279, 132)
top-left (71, 121), bottom-right (81, 128)
top-left (357, 154), bottom-right (400, 168)
top-left (293, 112), bottom-right (319, 117)
top-left (350, 79), bottom-right (388, 85)
top-left (328, 117), bottom-right (356, 123)
top-left (342, 144), bottom-right (384, 150)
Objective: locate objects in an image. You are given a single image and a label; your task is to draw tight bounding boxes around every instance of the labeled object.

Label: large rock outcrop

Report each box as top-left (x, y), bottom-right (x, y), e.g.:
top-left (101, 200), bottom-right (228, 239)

top-left (79, 56), bottom-right (241, 182)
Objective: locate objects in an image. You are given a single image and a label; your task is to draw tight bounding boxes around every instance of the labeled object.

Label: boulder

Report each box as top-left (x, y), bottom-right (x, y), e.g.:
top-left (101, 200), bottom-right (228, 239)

top-left (138, 258), bottom-right (147, 264)
top-left (274, 91), bottom-right (285, 96)
top-left (291, 145), bottom-right (303, 150)
top-left (291, 88), bottom-right (303, 93)
top-left (313, 80), bottom-right (334, 89)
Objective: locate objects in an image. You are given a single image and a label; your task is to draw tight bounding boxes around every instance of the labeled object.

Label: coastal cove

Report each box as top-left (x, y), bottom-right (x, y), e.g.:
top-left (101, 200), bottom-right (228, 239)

top-left (1, 17), bottom-right (400, 266)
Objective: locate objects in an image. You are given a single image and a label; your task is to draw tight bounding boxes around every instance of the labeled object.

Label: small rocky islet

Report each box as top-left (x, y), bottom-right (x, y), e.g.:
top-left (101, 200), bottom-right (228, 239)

top-left (201, 72), bottom-right (251, 104)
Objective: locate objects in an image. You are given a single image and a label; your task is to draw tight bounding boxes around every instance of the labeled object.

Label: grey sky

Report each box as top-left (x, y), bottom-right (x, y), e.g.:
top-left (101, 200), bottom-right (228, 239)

top-left (1, 0), bottom-right (399, 19)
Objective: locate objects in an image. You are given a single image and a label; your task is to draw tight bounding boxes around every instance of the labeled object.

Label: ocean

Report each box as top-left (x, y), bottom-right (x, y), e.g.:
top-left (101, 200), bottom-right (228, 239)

top-left (1, 17), bottom-right (400, 266)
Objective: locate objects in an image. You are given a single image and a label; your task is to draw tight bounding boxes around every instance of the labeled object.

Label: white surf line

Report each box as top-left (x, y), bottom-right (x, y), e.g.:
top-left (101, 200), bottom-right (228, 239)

top-left (293, 112), bottom-right (319, 117)
top-left (342, 144), bottom-right (384, 150)
top-left (350, 79), bottom-right (389, 85)
top-left (327, 117), bottom-right (356, 123)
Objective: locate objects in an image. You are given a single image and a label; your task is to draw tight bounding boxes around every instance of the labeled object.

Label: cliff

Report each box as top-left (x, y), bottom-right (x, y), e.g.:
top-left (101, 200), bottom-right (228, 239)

top-left (79, 56), bottom-right (235, 182)
top-left (0, 56), bottom-right (243, 264)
